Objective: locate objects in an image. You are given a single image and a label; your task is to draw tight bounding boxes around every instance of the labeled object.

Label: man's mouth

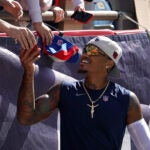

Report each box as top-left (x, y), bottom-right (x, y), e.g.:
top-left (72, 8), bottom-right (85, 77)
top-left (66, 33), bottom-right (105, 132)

top-left (81, 59), bottom-right (90, 64)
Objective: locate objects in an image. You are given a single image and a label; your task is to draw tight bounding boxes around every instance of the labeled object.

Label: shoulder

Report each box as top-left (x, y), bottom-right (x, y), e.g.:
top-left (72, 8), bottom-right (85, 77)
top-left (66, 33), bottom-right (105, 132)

top-left (110, 82), bottom-right (142, 124)
top-left (60, 80), bottom-right (82, 92)
top-left (128, 91), bottom-right (141, 112)
top-left (127, 91), bottom-right (142, 125)
top-left (48, 80), bottom-right (79, 94)
top-left (111, 82), bottom-right (130, 96)
top-left (128, 91), bottom-right (141, 111)
top-left (61, 80), bottom-right (81, 87)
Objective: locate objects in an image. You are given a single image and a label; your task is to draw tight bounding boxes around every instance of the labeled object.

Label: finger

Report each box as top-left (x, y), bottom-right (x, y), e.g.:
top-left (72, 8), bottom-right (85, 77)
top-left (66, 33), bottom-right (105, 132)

top-left (54, 17), bottom-right (59, 23)
top-left (16, 10), bottom-right (23, 19)
top-left (20, 54), bottom-right (40, 69)
top-left (55, 12), bottom-right (63, 20)
top-left (20, 49), bottom-right (26, 59)
top-left (28, 55), bottom-right (41, 66)
top-left (37, 24), bottom-right (53, 45)
top-left (12, 1), bottom-right (23, 10)
top-left (41, 33), bottom-right (46, 45)
top-left (20, 47), bottom-right (40, 63)
top-left (20, 44), bottom-right (37, 59)
top-left (19, 30), bottom-right (35, 50)
top-left (20, 49), bottom-right (32, 65)
top-left (27, 52), bottom-right (41, 64)
top-left (26, 30), bottom-right (37, 49)
top-left (12, 1), bottom-right (23, 19)
top-left (18, 35), bottom-right (29, 50)
top-left (42, 31), bottom-right (52, 45)
top-left (46, 32), bottom-right (54, 45)
top-left (55, 15), bottom-right (63, 23)
top-left (6, 1), bottom-right (15, 8)
top-left (24, 48), bottom-right (41, 63)
top-left (18, 39), bottom-right (26, 50)
top-left (20, 48), bottom-right (31, 62)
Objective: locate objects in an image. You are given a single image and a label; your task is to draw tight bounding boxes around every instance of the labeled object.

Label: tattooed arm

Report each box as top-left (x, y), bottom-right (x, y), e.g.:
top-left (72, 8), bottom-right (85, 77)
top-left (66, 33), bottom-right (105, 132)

top-left (17, 46), bottom-right (60, 125)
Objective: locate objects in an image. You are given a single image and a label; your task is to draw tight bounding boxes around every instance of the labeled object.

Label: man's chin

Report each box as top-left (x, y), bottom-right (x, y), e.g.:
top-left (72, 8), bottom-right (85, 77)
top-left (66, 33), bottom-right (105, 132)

top-left (77, 69), bottom-right (88, 74)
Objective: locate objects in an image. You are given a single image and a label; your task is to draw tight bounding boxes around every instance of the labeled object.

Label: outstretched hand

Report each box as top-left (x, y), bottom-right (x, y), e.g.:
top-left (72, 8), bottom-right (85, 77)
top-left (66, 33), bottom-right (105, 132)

top-left (20, 45), bottom-right (41, 72)
top-left (2, 0), bottom-right (23, 20)
top-left (9, 25), bottom-right (37, 50)
top-left (33, 22), bottom-right (53, 45)
top-left (51, 6), bottom-right (64, 23)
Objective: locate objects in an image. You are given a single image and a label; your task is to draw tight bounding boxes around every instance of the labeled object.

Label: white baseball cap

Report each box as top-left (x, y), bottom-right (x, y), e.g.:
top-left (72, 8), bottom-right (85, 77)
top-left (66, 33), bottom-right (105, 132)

top-left (87, 36), bottom-right (122, 78)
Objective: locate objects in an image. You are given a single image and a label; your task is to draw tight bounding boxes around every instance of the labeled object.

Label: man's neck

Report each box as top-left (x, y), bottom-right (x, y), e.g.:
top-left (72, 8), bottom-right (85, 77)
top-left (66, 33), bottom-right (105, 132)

top-left (84, 76), bottom-right (109, 90)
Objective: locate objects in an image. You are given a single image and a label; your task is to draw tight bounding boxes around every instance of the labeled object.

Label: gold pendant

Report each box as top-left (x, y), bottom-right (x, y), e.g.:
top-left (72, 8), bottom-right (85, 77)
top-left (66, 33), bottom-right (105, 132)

top-left (87, 102), bottom-right (99, 119)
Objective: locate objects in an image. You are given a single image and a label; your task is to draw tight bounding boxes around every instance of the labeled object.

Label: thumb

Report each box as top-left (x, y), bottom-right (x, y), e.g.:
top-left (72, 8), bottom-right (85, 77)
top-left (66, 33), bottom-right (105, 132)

top-left (6, 1), bottom-right (15, 8)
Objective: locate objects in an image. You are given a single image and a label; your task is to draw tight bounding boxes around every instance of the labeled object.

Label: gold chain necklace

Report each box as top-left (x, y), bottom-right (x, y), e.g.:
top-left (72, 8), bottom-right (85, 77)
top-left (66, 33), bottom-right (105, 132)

top-left (82, 80), bottom-right (110, 119)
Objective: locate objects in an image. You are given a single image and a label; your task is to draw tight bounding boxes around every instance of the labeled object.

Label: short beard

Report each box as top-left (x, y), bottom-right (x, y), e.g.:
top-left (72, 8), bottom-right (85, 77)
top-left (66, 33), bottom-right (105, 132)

top-left (78, 69), bottom-right (88, 74)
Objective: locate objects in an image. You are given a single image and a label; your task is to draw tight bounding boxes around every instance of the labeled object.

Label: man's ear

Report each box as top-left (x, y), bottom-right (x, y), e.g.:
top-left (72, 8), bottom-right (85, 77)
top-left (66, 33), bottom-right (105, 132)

top-left (106, 60), bottom-right (115, 70)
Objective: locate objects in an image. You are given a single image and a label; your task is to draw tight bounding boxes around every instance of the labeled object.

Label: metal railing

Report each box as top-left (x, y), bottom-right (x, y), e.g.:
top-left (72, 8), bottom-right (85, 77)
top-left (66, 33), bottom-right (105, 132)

top-left (1, 10), bottom-right (141, 30)
top-left (0, 10), bottom-right (119, 22)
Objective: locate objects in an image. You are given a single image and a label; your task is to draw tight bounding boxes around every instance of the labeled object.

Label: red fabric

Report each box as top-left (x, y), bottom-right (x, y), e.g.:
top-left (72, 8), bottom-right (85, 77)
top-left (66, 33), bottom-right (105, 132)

top-left (55, 0), bottom-right (60, 6)
top-left (43, 45), bottom-right (78, 61)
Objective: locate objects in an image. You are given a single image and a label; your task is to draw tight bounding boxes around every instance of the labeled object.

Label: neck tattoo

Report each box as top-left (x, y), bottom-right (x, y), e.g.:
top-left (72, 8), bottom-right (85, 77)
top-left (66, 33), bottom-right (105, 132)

top-left (82, 81), bottom-right (110, 119)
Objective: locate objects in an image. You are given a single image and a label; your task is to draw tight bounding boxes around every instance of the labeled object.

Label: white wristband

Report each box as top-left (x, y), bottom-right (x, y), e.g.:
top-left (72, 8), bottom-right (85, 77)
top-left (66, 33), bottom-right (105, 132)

top-left (72, 0), bottom-right (84, 8)
top-left (26, 0), bottom-right (42, 22)
top-left (40, 0), bottom-right (53, 12)
top-left (127, 118), bottom-right (150, 150)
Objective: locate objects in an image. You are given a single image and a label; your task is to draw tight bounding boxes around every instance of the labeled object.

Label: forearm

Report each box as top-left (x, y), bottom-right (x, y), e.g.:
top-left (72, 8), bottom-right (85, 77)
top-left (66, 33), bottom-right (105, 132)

top-left (0, 19), bottom-right (12, 34)
top-left (17, 69), bottom-right (36, 125)
top-left (0, 19), bottom-right (18, 36)
top-left (128, 118), bottom-right (150, 150)
top-left (140, 104), bottom-right (150, 123)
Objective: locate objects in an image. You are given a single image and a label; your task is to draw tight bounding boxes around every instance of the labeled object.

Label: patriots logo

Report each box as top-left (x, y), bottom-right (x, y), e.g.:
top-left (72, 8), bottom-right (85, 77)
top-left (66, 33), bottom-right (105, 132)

top-left (103, 95), bottom-right (109, 102)
top-left (57, 39), bottom-right (64, 46)
top-left (113, 51), bottom-right (118, 59)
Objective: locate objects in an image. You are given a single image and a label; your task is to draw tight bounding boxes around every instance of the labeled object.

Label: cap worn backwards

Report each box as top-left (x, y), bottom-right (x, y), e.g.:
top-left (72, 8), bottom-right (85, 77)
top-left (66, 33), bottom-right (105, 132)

top-left (87, 36), bottom-right (122, 78)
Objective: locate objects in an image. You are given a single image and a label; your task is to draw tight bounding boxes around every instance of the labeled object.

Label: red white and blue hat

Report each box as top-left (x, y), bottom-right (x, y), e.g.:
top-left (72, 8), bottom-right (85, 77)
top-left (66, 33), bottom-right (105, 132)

top-left (43, 35), bottom-right (79, 63)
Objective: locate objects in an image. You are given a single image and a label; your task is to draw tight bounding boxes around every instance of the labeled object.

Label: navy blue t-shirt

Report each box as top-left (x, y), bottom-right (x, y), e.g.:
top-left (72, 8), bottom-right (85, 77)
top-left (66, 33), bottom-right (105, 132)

top-left (58, 80), bottom-right (130, 150)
